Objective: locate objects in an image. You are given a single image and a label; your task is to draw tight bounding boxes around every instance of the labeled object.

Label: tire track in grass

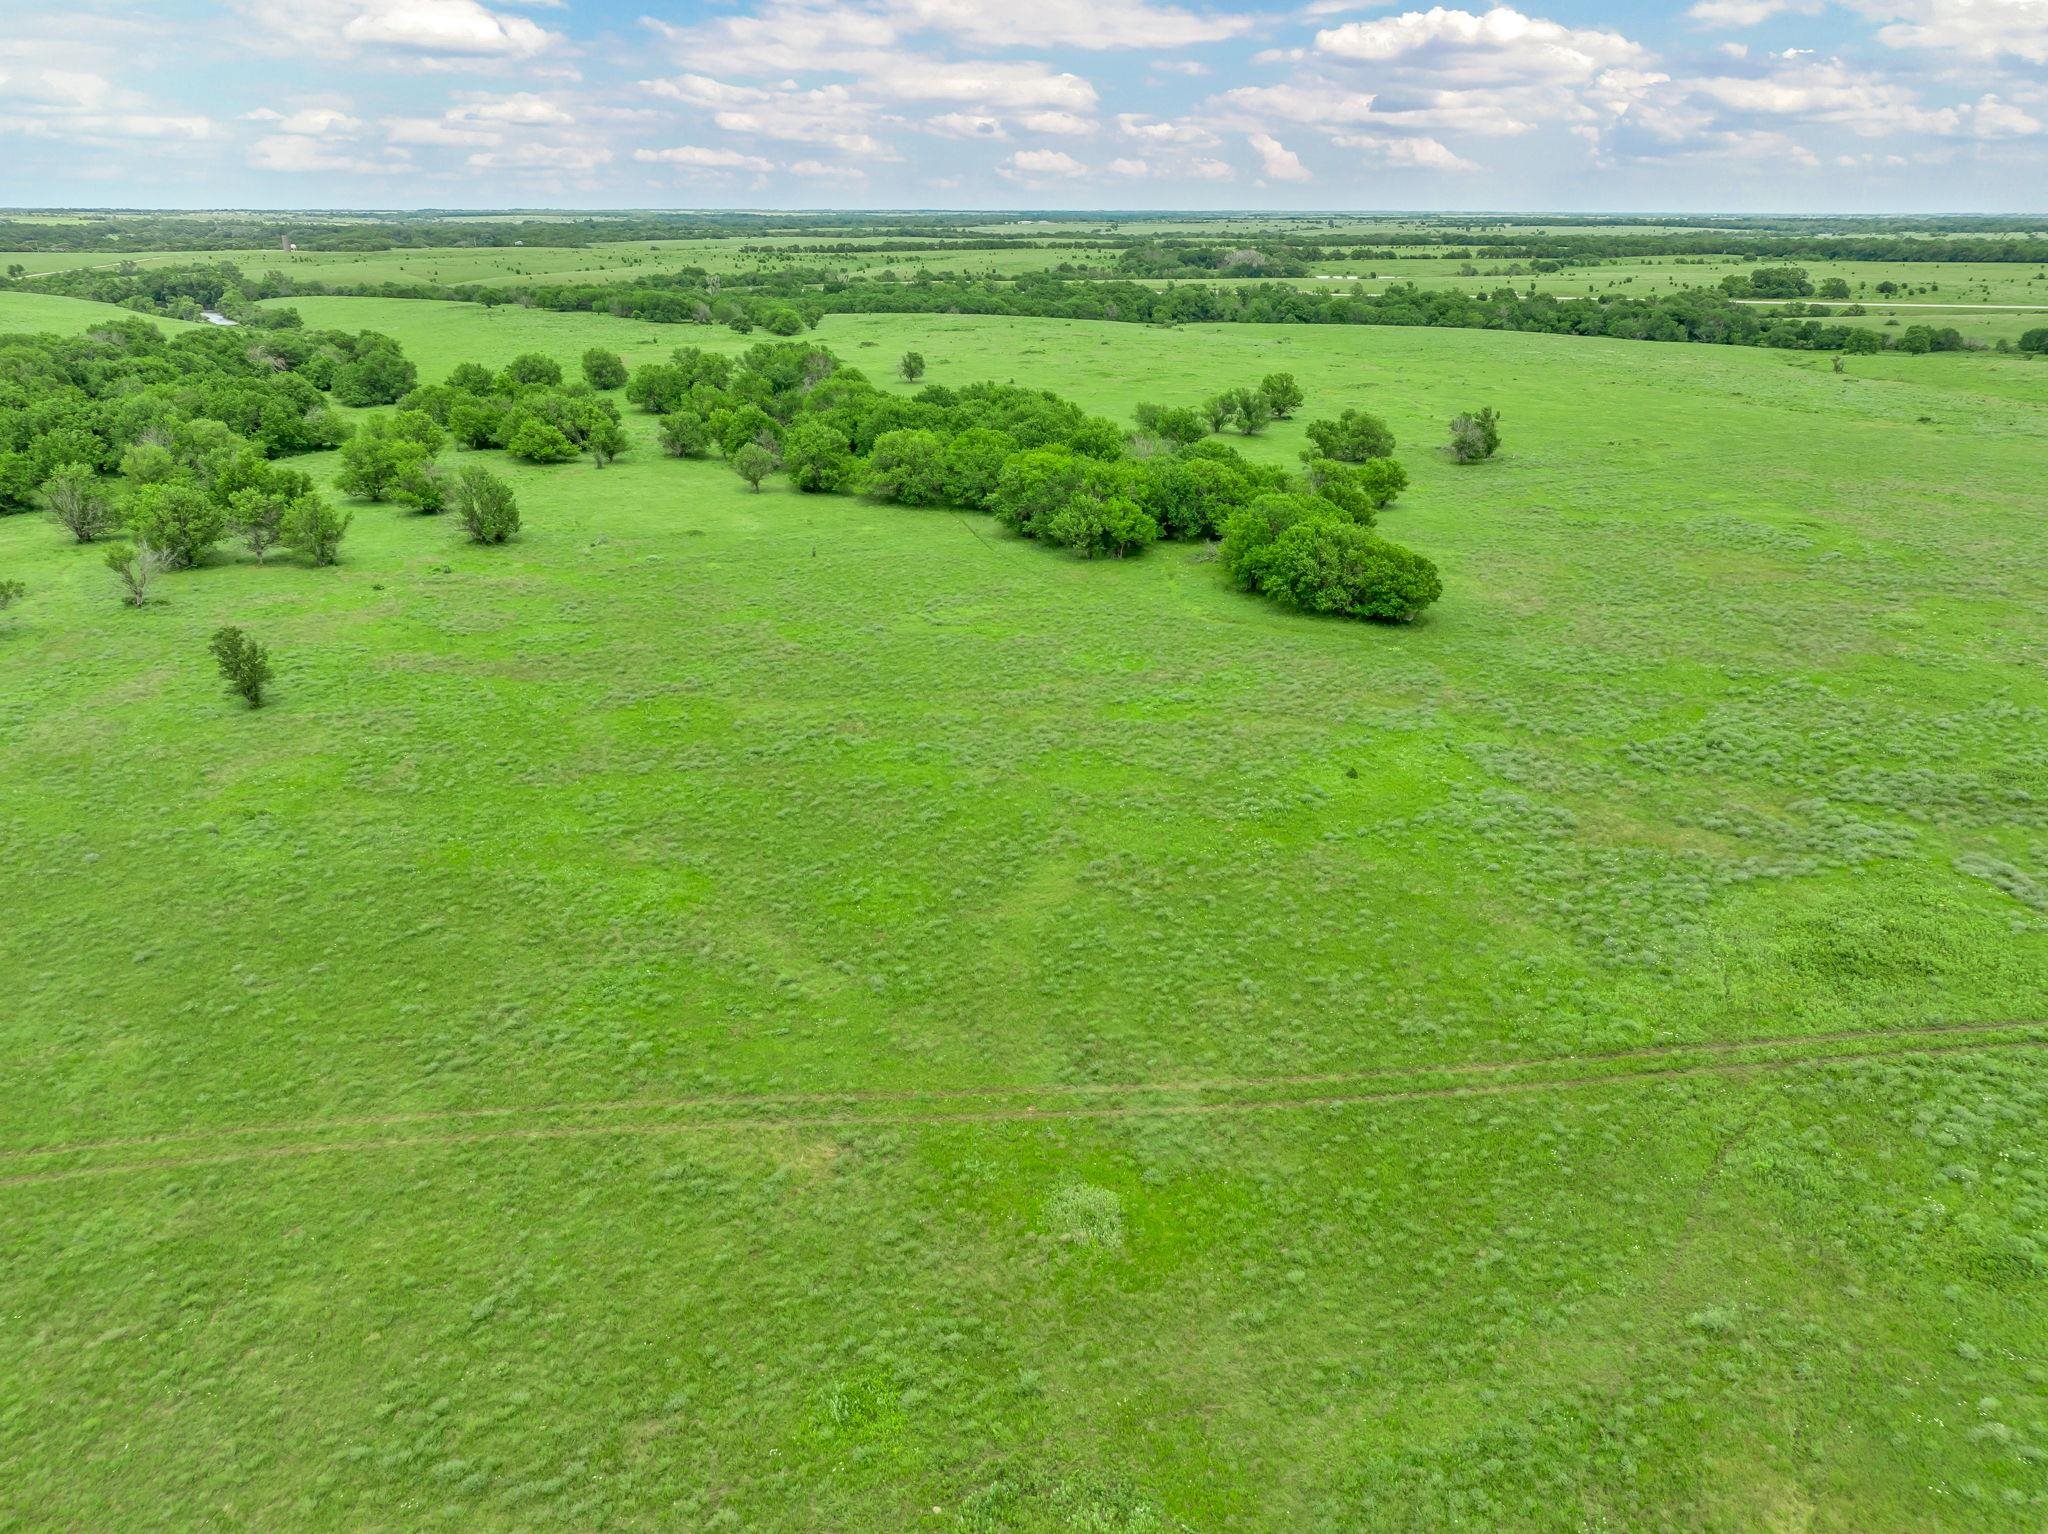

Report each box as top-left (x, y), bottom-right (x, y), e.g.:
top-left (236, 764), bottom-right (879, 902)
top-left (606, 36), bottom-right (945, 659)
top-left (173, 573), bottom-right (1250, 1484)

top-left (3, 1017), bottom-right (2040, 1165)
top-left (2, 1025), bottom-right (2044, 1189)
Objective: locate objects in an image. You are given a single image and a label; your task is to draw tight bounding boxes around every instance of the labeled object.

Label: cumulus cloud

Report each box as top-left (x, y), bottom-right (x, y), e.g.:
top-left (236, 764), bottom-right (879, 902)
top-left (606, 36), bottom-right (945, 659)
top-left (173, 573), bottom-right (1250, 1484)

top-left (1248, 130), bottom-right (1311, 180)
top-left (1844, 0), bottom-right (2048, 63)
top-left (1685, 0), bottom-right (1822, 26)
top-left (635, 144), bottom-right (776, 172)
top-left (1313, 6), bottom-right (1645, 82)
top-left (1330, 131), bottom-right (1481, 170)
top-left (230, 0), bottom-right (560, 62)
top-left (1000, 147), bottom-right (1089, 179)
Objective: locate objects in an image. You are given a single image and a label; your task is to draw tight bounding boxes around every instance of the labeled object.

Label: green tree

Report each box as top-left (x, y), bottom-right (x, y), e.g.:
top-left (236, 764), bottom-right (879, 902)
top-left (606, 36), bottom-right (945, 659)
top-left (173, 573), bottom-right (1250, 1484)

top-left (451, 466), bottom-right (521, 544)
top-left (1304, 409), bottom-right (1396, 463)
top-left (658, 412), bottom-right (712, 457)
top-left (336, 431), bottom-right (428, 502)
top-left (1219, 492), bottom-right (1342, 592)
top-left (781, 419), bottom-right (855, 493)
top-left (126, 482), bottom-right (227, 568)
top-left (731, 442), bottom-right (776, 491)
top-left (899, 350), bottom-right (927, 383)
top-left (1042, 495), bottom-right (1159, 559)
top-left (581, 348), bottom-right (629, 390)
top-left (1302, 457), bottom-right (1405, 520)
top-left (227, 486), bottom-right (289, 561)
top-left (40, 463), bottom-right (117, 543)
top-left (1259, 372), bottom-right (1305, 418)
top-left (281, 495), bottom-right (352, 566)
top-left (0, 578), bottom-right (23, 617)
top-left (1231, 389), bottom-right (1274, 435)
top-left (866, 429), bottom-right (951, 506)
top-left (1200, 395), bottom-right (1234, 434)
top-left (209, 626), bottom-right (275, 708)
top-left (1259, 521), bottom-right (1442, 622)
top-left (2019, 328), bottom-right (2048, 355)
top-left (586, 416), bottom-right (628, 468)
top-left (504, 414), bottom-right (579, 464)
top-left (499, 352), bottom-right (563, 389)
top-left (941, 427), bottom-right (1016, 511)
top-left (391, 459), bottom-right (448, 514)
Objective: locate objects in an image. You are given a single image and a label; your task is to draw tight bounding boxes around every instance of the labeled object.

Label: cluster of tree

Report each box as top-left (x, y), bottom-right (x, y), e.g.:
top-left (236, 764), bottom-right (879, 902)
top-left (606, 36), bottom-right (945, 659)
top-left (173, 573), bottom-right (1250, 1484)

top-left (624, 340), bottom-right (1440, 622)
top-left (368, 352), bottom-right (628, 491)
top-left (1131, 372), bottom-right (1303, 445)
top-left (0, 318), bottom-right (410, 515)
top-left (2019, 328), bottom-right (2048, 355)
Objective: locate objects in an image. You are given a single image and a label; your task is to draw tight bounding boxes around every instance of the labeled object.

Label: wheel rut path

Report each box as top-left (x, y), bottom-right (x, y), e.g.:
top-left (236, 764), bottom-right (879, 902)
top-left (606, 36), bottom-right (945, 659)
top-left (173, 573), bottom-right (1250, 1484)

top-left (4, 1019), bottom-right (2042, 1189)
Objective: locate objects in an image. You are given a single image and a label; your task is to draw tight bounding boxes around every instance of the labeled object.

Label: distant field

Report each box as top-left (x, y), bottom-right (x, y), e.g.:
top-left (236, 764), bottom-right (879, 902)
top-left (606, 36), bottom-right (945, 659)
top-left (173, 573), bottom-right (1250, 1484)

top-left (3, 294), bottom-right (2046, 1528)
top-left (0, 290), bottom-right (196, 334)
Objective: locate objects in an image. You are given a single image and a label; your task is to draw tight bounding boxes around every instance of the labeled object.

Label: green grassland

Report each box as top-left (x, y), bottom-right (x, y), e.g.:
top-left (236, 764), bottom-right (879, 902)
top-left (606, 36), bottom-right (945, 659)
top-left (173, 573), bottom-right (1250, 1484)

top-left (2, 298), bottom-right (2047, 1530)
top-left (0, 291), bottom-right (198, 335)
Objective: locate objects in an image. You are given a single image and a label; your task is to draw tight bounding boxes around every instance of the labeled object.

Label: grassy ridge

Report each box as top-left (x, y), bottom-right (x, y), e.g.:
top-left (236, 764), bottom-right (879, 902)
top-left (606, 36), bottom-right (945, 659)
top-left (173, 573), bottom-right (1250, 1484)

top-left (0, 301), bottom-right (2044, 1529)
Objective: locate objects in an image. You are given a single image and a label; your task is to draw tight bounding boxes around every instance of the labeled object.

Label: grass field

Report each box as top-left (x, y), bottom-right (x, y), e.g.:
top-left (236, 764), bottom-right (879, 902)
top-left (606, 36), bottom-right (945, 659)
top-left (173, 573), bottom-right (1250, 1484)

top-left (0, 291), bottom-right (196, 335)
top-left (2, 299), bottom-right (2046, 1529)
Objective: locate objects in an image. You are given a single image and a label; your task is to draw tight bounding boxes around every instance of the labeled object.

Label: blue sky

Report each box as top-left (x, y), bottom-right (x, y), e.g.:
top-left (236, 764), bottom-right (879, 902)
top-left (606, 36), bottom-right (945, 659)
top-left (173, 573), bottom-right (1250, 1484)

top-left (1, 1), bottom-right (2043, 211)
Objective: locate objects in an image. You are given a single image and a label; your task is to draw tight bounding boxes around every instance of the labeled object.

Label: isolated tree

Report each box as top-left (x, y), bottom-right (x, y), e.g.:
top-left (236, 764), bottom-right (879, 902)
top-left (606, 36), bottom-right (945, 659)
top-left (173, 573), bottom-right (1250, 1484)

top-left (1447, 407), bottom-right (1502, 464)
top-left (658, 411), bottom-right (711, 457)
top-left (40, 462), bottom-right (117, 543)
top-left (581, 348), bottom-right (629, 390)
top-left (586, 416), bottom-right (628, 468)
top-left (281, 495), bottom-right (352, 566)
top-left (731, 442), bottom-right (776, 491)
top-left (1818, 278), bottom-right (1852, 300)
top-left (1258, 371), bottom-right (1304, 418)
top-left (209, 626), bottom-right (274, 709)
top-left (126, 482), bottom-right (226, 568)
top-left (1304, 409), bottom-right (1395, 463)
top-left (451, 466), bottom-right (520, 544)
top-left (104, 542), bottom-right (167, 607)
top-left (228, 486), bottom-right (289, 562)
top-left (899, 350), bottom-right (927, 383)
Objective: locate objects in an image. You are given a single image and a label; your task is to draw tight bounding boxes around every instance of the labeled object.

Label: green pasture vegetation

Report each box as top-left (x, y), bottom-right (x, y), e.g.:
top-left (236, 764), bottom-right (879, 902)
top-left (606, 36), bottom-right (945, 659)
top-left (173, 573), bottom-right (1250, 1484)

top-left (0, 286), bottom-right (2044, 1530)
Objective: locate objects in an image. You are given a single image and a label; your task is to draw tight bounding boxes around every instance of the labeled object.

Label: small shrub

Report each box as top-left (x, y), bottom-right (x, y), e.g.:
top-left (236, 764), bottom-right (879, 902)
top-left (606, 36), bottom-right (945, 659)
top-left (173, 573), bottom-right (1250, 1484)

top-left (1448, 407), bottom-right (1502, 464)
top-left (586, 417), bottom-right (627, 469)
top-left (209, 626), bottom-right (274, 708)
top-left (104, 543), bottom-right (167, 607)
top-left (0, 578), bottom-right (23, 616)
top-left (450, 466), bottom-right (520, 544)
top-left (1260, 519), bottom-right (1443, 621)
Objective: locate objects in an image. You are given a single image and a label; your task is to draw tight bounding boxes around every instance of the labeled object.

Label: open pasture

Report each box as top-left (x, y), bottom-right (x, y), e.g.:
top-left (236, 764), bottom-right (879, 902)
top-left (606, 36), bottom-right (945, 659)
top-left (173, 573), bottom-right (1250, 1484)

top-left (1, 299), bottom-right (2046, 1529)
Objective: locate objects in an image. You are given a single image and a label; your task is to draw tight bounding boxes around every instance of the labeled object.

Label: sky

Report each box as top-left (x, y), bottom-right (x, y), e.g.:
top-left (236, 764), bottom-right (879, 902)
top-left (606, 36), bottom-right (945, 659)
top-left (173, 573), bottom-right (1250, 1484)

top-left (0, 1), bottom-right (2044, 213)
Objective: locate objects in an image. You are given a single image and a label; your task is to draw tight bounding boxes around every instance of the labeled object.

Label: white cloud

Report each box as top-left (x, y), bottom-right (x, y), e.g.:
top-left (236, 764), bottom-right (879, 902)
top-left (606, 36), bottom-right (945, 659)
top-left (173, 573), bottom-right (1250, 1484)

top-left (1116, 113), bottom-right (1220, 145)
top-left (926, 111), bottom-right (1007, 139)
top-left (634, 144), bottom-right (776, 172)
top-left (1248, 130), bottom-right (1311, 180)
top-left (1845, 0), bottom-right (2048, 63)
top-left (249, 134), bottom-right (402, 172)
top-left (1108, 155), bottom-right (1151, 174)
top-left (244, 107), bottom-right (367, 136)
top-left (788, 158), bottom-right (869, 178)
top-left (1314, 7), bottom-right (1645, 82)
top-left (1330, 131), bottom-right (1481, 170)
top-left (1187, 156), bottom-right (1235, 178)
top-left (1685, 0), bottom-right (1821, 26)
top-left (1019, 110), bottom-right (1097, 135)
top-left (1000, 147), bottom-right (1089, 178)
top-left (231, 0), bottom-right (560, 61)
top-left (466, 141), bottom-right (612, 170)
top-left (885, 0), bottom-right (1251, 49)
